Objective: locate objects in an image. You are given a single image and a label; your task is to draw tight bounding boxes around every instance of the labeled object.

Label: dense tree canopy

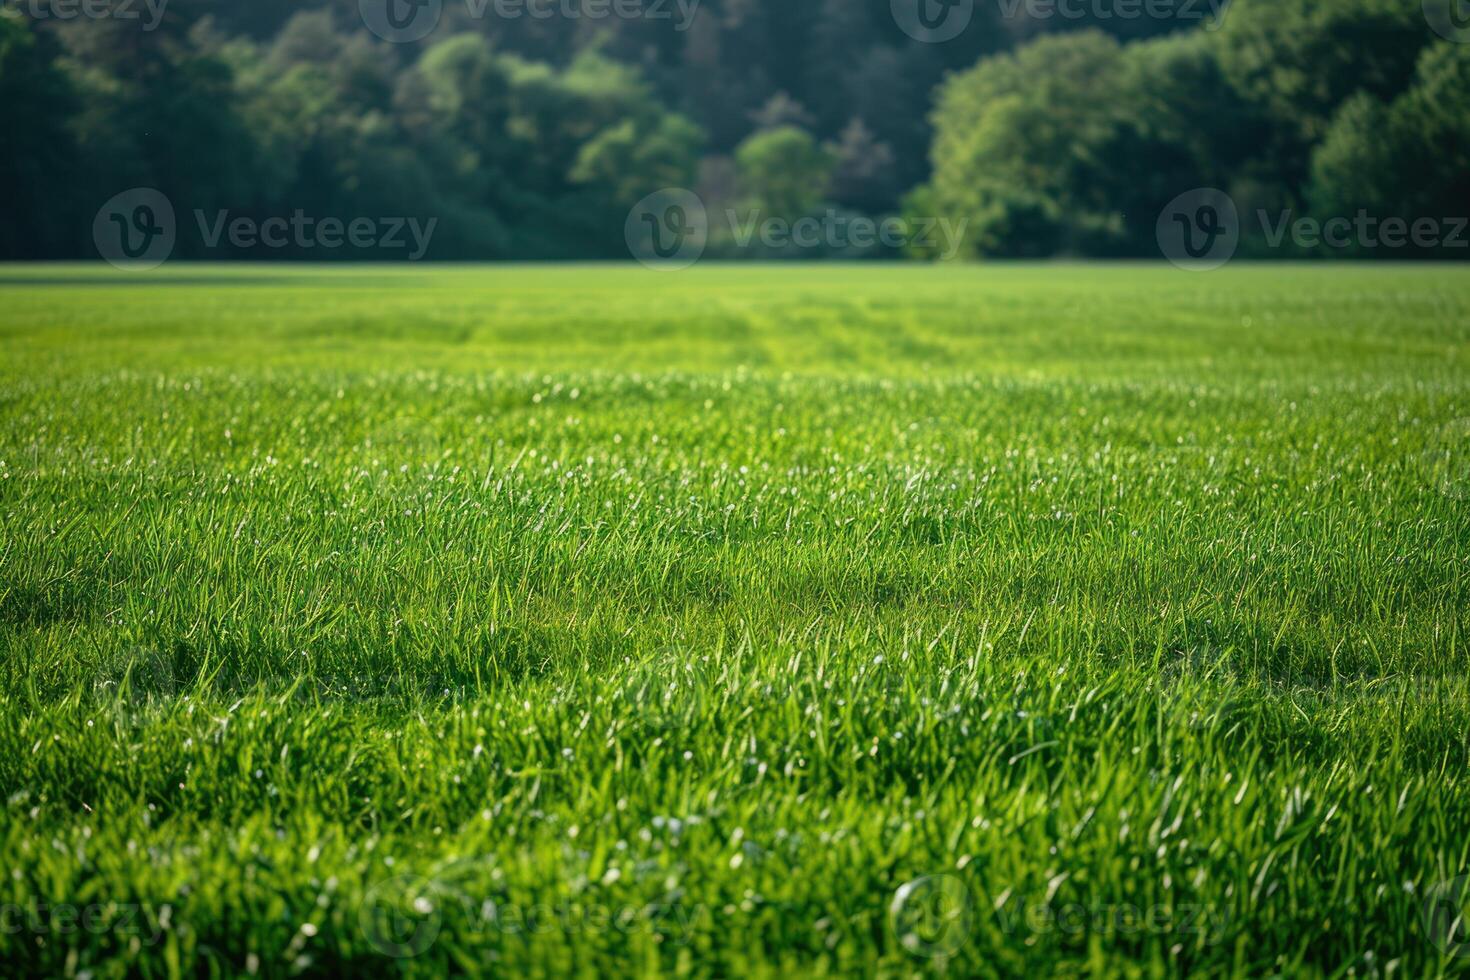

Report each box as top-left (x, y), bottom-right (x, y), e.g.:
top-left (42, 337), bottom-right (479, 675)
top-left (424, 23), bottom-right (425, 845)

top-left (0, 0), bottom-right (1462, 259)
top-left (917, 0), bottom-right (1465, 259)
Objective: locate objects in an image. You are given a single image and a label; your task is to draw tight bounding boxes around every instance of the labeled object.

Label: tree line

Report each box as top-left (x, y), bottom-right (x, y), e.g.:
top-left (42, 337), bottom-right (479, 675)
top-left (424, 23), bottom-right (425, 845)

top-left (1, 0), bottom-right (1465, 260)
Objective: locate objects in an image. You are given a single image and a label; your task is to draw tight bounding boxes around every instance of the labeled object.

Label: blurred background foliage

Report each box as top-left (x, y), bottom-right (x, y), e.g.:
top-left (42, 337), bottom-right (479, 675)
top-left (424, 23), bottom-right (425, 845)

top-left (0, 0), bottom-right (1465, 260)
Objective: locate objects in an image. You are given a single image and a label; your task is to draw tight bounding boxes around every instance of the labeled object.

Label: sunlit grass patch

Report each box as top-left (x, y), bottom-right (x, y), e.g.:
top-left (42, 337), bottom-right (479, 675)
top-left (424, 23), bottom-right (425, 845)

top-left (1, 263), bottom-right (1468, 976)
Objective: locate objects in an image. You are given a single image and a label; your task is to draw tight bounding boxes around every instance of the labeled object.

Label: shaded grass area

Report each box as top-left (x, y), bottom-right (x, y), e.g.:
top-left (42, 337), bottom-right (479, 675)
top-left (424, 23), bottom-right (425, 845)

top-left (1, 263), bottom-right (1469, 976)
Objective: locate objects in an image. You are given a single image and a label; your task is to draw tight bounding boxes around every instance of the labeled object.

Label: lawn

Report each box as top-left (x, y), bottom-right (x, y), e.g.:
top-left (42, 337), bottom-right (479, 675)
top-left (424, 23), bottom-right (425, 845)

top-left (1, 262), bottom-right (1468, 977)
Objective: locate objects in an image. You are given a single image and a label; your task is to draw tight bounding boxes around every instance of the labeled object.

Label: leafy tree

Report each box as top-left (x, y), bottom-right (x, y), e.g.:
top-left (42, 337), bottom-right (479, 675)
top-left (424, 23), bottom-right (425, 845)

top-left (1, 0), bottom-right (1461, 261)
top-left (570, 115), bottom-right (704, 212)
top-left (0, 13), bottom-right (79, 257)
top-left (1125, 30), bottom-right (1266, 187)
top-left (1213, 0), bottom-right (1428, 196)
top-left (918, 31), bottom-right (1146, 257)
top-left (48, 2), bottom-right (261, 245)
top-left (805, 0), bottom-right (869, 134)
top-left (1310, 42), bottom-right (1470, 253)
top-left (734, 126), bottom-right (835, 220)
top-left (1389, 42), bottom-right (1470, 219)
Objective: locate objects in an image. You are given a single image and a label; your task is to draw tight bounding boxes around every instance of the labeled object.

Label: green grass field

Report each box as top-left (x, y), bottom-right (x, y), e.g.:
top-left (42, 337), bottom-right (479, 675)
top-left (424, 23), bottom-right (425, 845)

top-left (2, 263), bottom-right (1469, 977)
